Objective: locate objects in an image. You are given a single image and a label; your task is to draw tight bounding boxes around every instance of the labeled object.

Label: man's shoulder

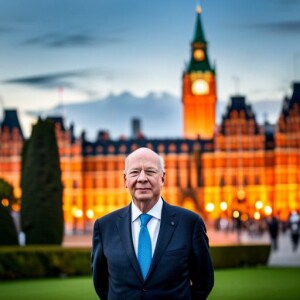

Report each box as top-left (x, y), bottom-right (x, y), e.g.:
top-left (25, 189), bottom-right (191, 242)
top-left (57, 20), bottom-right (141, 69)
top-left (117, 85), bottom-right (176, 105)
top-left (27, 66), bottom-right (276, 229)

top-left (95, 205), bottom-right (130, 224)
top-left (163, 201), bottom-right (201, 220)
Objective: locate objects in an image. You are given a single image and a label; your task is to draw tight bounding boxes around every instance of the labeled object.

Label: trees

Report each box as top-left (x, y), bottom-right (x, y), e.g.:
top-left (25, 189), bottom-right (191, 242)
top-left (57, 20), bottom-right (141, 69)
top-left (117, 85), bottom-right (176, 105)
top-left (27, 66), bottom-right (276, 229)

top-left (21, 118), bottom-right (64, 245)
top-left (0, 178), bottom-right (19, 245)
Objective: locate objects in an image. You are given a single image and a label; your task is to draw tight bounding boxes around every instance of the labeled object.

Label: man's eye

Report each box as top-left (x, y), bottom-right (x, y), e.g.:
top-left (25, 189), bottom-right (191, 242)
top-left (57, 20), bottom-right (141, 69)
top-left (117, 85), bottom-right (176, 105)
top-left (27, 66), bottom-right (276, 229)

top-left (129, 170), bottom-right (140, 176)
top-left (145, 170), bottom-right (157, 175)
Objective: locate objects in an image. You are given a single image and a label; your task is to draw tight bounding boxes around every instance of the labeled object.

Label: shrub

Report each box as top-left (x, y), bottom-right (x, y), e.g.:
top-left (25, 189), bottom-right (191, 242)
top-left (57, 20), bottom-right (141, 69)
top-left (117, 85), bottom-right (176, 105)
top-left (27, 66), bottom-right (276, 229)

top-left (210, 244), bottom-right (271, 268)
top-left (0, 246), bottom-right (91, 279)
top-left (0, 244), bottom-right (271, 279)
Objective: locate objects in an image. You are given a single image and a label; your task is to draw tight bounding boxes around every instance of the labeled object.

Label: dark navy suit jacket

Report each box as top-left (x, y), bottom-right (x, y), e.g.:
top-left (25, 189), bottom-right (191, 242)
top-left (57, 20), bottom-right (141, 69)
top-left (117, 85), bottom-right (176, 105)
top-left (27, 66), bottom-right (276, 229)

top-left (91, 201), bottom-right (214, 300)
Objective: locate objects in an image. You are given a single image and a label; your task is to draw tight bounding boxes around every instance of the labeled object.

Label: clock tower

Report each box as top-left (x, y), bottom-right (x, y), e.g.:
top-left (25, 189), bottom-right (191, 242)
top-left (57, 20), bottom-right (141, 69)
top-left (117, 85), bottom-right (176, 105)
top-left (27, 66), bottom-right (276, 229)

top-left (182, 6), bottom-right (217, 139)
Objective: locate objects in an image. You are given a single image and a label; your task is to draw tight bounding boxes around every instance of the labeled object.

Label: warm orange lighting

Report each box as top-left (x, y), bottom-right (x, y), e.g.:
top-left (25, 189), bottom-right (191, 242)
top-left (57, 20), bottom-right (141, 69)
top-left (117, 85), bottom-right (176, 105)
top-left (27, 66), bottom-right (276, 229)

top-left (205, 202), bottom-right (215, 212)
top-left (194, 49), bottom-right (205, 61)
top-left (254, 211), bottom-right (261, 220)
top-left (72, 207), bottom-right (83, 218)
top-left (220, 201), bottom-right (228, 211)
top-left (241, 213), bottom-right (249, 222)
top-left (192, 79), bottom-right (209, 95)
top-left (233, 210), bottom-right (240, 218)
top-left (255, 200), bottom-right (263, 210)
top-left (11, 203), bottom-right (20, 212)
top-left (237, 189), bottom-right (246, 200)
top-left (86, 209), bottom-right (94, 219)
top-left (1, 198), bottom-right (9, 207)
top-left (264, 206), bottom-right (272, 216)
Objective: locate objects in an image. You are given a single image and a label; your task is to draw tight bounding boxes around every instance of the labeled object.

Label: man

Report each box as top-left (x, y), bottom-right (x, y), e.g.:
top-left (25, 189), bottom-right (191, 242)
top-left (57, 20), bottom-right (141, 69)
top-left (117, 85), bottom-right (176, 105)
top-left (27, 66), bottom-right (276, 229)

top-left (92, 147), bottom-right (214, 300)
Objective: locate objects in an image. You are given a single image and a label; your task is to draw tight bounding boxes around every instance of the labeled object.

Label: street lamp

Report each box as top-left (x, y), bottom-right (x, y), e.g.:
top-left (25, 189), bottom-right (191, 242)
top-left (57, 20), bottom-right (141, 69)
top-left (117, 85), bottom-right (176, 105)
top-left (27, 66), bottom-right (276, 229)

top-left (72, 207), bottom-right (83, 235)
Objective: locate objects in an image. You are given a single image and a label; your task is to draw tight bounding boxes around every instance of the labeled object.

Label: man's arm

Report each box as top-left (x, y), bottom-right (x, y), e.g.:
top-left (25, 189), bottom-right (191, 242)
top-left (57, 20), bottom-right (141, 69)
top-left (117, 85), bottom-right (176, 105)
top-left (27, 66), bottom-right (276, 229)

top-left (190, 217), bottom-right (214, 300)
top-left (91, 220), bottom-right (109, 300)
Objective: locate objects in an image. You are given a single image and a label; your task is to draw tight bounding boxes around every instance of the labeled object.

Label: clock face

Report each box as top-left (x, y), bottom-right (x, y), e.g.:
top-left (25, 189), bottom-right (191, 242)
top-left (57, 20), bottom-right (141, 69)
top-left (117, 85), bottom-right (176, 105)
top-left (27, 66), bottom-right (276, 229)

top-left (191, 79), bottom-right (209, 95)
top-left (193, 49), bottom-right (205, 61)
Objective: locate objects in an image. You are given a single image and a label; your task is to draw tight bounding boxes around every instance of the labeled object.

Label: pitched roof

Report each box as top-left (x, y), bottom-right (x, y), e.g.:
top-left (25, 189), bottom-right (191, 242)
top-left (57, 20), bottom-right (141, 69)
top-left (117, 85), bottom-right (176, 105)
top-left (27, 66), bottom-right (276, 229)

top-left (0, 109), bottom-right (24, 139)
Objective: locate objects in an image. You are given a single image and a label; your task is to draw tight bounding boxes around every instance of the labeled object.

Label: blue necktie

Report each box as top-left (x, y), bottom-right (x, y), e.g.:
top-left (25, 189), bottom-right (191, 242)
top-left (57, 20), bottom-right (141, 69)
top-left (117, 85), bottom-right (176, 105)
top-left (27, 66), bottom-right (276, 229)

top-left (138, 214), bottom-right (152, 279)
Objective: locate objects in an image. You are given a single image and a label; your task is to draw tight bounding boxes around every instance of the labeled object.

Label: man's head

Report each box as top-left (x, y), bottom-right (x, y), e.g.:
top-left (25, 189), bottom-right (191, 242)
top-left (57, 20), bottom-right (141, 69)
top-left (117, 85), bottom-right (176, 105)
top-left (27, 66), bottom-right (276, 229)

top-left (124, 147), bottom-right (165, 212)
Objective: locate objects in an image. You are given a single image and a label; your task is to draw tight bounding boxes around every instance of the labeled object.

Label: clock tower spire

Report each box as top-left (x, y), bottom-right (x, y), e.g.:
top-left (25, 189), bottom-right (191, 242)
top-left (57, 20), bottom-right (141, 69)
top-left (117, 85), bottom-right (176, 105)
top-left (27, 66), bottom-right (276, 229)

top-left (182, 5), bottom-right (217, 139)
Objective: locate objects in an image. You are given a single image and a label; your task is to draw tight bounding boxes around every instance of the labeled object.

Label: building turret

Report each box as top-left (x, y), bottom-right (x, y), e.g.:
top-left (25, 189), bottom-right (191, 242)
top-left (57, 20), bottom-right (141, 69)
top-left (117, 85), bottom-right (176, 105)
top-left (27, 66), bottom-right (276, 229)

top-left (182, 5), bottom-right (217, 139)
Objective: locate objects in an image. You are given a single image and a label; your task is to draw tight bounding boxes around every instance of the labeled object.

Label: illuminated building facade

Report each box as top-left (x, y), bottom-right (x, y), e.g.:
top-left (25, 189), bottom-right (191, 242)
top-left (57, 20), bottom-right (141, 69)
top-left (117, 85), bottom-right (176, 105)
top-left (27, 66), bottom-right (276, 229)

top-left (1, 8), bottom-right (300, 233)
top-left (182, 6), bottom-right (217, 139)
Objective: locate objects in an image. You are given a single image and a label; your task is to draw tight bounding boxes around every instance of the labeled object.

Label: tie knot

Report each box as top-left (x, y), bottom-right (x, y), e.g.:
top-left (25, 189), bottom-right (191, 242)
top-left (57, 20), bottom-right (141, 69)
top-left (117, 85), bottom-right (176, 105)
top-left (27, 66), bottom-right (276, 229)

top-left (140, 214), bottom-right (152, 227)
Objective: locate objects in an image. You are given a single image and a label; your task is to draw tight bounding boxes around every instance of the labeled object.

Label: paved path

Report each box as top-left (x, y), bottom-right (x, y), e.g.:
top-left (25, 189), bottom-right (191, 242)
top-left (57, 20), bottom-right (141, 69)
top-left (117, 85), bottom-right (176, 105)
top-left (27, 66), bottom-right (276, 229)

top-left (63, 229), bottom-right (300, 267)
top-left (267, 232), bottom-right (300, 267)
top-left (207, 228), bottom-right (300, 267)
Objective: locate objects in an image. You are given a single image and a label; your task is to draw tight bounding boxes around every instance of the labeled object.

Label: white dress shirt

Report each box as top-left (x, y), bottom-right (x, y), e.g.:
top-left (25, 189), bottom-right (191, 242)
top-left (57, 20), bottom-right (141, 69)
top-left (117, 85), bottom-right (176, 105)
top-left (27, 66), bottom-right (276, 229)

top-left (131, 197), bottom-right (163, 257)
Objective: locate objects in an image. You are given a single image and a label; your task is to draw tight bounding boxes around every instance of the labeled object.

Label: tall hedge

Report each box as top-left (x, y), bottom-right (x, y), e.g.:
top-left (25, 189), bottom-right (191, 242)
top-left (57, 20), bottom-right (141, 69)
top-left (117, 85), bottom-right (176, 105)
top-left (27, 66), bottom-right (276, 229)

top-left (0, 178), bottom-right (18, 246)
top-left (21, 118), bottom-right (64, 245)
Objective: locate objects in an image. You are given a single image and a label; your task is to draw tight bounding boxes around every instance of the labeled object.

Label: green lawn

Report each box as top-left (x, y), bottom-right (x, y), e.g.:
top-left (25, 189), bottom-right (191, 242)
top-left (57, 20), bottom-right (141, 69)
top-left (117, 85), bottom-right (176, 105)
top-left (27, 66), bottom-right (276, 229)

top-left (1, 267), bottom-right (300, 300)
top-left (210, 267), bottom-right (300, 299)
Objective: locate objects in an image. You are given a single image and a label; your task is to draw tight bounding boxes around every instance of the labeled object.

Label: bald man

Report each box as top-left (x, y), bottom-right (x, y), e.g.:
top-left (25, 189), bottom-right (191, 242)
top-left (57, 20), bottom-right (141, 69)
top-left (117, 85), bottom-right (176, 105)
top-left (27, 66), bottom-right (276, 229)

top-left (92, 147), bottom-right (214, 300)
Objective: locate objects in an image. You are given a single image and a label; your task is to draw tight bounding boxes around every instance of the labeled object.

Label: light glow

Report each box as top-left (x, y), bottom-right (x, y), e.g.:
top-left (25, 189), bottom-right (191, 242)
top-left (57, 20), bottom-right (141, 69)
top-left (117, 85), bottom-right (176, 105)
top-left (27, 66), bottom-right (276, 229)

top-left (220, 201), bottom-right (228, 211)
top-left (192, 79), bottom-right (209, 95)
top-left (86, 209), bottom-right (94, 219)
top-left (255, 200), bottom-right (263, 210)
top-left (233, 210), bottom-right (240, 218)
top-left (264, 206), bottom-right (272, 215)
top-left (205, 202), bottom-right (215, 212)
top-left (1, 198), bottom-right (9, 207)
top-left (72, 207), bottom-right (83, 218)
top-left (254, 211), bottom-right (261, 220)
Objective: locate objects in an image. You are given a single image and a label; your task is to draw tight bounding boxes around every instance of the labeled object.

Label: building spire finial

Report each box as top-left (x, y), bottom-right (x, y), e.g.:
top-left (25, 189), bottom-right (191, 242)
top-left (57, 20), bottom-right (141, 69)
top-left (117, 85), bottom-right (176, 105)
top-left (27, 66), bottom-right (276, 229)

top-left (196, 5), bottom-right (202, 14)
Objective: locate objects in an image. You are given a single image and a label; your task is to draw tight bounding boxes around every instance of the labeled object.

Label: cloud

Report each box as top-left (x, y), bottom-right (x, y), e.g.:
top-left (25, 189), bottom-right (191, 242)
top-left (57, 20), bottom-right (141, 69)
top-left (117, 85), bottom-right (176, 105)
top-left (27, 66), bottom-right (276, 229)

top-left (21, 32), bottom-right (123, 48)
top-left (243, 20), bottom-right (300, 34)
top-left (2, 69), bottom-right (109, 90)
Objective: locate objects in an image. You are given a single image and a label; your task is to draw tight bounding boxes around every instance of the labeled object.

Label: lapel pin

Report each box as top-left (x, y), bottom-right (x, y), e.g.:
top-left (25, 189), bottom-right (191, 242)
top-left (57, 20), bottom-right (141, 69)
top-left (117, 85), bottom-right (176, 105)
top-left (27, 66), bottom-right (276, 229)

top-left (171, 221), bottom-right (175, 226)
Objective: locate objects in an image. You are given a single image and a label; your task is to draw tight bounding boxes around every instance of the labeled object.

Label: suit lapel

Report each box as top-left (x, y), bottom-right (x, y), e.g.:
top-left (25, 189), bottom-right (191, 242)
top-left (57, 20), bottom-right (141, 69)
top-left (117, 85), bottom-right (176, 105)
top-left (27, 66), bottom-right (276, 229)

top-left (115, 204), bottom-right (144, 283)
top-left (147, 201), bottom-right (178, 279)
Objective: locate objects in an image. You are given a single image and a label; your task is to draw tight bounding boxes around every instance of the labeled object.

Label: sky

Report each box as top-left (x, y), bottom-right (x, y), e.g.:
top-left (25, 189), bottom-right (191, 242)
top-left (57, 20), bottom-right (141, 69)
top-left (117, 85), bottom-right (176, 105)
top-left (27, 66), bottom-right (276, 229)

top-left (0, 0), bottom-right (300, 135)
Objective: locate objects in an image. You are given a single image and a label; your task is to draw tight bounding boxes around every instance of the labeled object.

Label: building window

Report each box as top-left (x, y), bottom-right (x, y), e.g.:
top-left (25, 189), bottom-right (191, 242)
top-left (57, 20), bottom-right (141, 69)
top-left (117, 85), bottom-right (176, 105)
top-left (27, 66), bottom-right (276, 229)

top-left (108, 145), bottom-right (115, 154)
top-left (255, 175), bottom-right (260, 185)
top-left (96, 146), bottom-right (103, 154)
top-left (73, 180), bottom-right (79, 188)
top-left (119, 144), bottom-right (126, 153)
top-left (158, 144), bottom-right (165, 153)
top-left (169, 143), bottom-right (176, 153)
top-left (145, 143), bottom-right (153, 149)
top-left (232, 176), bottom-right (237, 186)
top-left (181, 143), bottom-right (188, 152)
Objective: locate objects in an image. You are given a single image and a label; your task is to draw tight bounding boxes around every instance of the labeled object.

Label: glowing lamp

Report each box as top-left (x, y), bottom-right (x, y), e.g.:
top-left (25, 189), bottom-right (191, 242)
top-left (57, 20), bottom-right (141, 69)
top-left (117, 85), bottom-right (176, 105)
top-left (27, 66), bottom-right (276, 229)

top-left (1, 199), bottom-right (9, 207)
top-left (254, 211), bottom-right (261, 220)
top-left (233, 210), bottom-right (240, 218)
top-left (86, 209), bottom-right (94, 219)
top-left (255, 200), bottom-right (263, 210)
top-left (205, 202), bottom-right (215, 212)
top-left (220, 201), bottom-right (228, 211)
top-left (72, 207), bottom-right (83, 218)
top-left (264, 206), bottom-right (272, 216)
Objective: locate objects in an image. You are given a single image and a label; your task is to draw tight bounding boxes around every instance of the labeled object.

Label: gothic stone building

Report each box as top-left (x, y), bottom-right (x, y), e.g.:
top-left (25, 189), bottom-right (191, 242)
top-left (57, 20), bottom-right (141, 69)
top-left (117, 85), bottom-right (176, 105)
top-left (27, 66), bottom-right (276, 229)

top-left (1, 9), bottom-right (300, 233)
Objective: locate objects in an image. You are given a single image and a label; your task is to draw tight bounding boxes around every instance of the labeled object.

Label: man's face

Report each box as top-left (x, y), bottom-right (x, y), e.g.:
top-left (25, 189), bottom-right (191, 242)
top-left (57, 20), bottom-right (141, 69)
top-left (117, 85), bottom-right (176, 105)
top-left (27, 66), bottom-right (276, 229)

top-left (125, 149), bottom-right (165, 208)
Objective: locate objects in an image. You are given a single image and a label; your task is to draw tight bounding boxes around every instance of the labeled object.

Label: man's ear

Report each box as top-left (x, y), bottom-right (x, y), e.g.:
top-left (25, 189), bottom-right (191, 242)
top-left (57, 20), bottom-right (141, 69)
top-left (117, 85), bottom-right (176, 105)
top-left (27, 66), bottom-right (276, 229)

top-left (161, 172), bottom-right (165, 183)
top-left (124, 174), bottom-right (127, 187)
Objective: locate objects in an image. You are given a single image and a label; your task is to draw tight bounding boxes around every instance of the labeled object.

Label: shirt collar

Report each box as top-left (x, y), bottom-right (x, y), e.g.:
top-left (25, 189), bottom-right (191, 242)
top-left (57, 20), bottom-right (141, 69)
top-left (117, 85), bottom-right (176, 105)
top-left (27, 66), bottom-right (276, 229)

top-left (131, 197), bottom-right (163, 222)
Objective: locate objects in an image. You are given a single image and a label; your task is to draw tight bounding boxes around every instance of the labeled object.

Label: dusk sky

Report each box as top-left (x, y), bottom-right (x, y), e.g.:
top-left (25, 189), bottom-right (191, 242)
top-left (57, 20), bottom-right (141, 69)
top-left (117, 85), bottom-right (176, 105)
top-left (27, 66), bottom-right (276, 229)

top-left (1, 0), bottom-right (300, 134)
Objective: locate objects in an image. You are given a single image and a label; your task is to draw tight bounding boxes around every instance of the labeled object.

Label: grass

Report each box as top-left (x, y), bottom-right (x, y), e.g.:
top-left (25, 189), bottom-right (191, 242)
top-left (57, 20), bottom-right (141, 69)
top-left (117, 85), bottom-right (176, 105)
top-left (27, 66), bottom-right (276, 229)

top-left (0, 267), bottom-right (300, 300)
top-left (210, 267), bottom-right (300, 299)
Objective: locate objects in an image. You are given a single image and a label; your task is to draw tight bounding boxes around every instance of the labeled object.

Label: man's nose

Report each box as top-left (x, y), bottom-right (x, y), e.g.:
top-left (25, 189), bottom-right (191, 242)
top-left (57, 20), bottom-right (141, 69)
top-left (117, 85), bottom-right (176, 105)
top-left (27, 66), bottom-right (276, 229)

top-left (137, 170), bottom-right (148, 181)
